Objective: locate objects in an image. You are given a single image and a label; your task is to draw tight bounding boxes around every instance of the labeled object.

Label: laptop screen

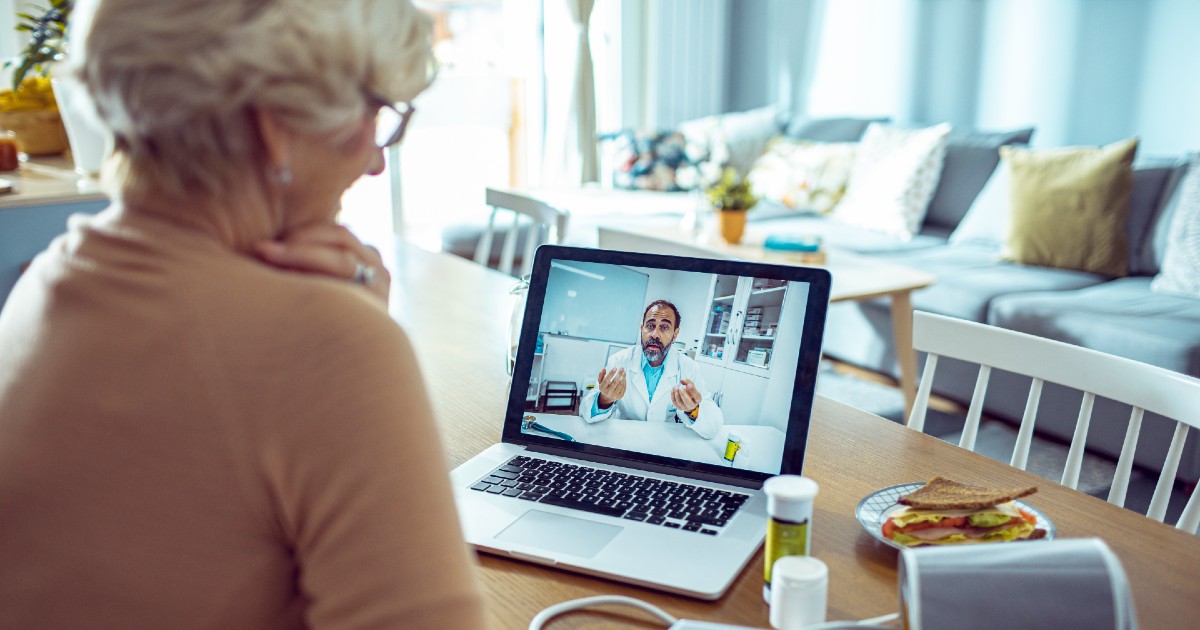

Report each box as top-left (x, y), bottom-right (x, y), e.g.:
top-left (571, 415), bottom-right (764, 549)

top-left (503, 246), bottom-right (831, 486)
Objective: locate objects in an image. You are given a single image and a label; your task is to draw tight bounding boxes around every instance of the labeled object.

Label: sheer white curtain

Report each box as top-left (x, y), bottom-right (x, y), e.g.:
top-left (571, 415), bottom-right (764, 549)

top-left (567, 0), bottom-right (598, 183)
top-left (542, 0), bottom-right (598, 186)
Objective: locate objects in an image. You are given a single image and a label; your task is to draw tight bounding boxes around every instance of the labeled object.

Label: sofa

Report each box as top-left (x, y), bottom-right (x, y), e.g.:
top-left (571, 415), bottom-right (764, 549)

top-left (717, 112), bottom-right (1200, 484)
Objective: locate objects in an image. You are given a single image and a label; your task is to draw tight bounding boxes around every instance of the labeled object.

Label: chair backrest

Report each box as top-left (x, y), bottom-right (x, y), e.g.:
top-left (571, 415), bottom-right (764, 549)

top-left (475, 188), bottom-right (570, 278)
top-left (908, 310), bottom-right (1200, 534)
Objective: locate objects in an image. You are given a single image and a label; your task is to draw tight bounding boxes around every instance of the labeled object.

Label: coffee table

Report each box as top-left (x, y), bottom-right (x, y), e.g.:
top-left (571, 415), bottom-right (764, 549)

top-left (596, 219), bottom-right (935, 416)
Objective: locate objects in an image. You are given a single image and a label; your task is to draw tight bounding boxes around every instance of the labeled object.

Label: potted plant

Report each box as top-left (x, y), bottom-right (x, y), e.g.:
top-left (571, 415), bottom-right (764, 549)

top-left (706, 167), bottom-right (757, 243)
top-left (0, 0), bottom-right (72, 156)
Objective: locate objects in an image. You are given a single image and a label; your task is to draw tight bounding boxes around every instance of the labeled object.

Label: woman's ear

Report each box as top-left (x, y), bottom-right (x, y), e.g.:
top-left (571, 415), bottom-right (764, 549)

top-left (254, 106), bottom-right (290, 171)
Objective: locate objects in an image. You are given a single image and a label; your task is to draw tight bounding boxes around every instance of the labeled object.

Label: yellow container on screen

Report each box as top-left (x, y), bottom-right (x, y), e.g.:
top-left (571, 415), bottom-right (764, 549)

top-left (723, 434), bottom-right (742, 462)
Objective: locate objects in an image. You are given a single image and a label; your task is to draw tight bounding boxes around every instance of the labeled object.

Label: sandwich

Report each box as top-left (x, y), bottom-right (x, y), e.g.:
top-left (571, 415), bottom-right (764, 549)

top-left (881, 476), bottom-right (1048, 547)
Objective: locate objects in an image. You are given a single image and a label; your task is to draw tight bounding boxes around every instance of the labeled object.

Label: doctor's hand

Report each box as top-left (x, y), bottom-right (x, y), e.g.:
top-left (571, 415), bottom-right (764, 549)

top-left (596, 367), bottom-right (627, 409)
top-left (256, 223), bottom-right (390, 305)
top-left (671, 378), bottom-right (702, 414)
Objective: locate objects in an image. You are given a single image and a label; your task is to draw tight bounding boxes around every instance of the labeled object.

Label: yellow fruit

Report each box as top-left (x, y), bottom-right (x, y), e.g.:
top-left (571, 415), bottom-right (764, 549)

top-left (0, 77), bottom-right (58, 113)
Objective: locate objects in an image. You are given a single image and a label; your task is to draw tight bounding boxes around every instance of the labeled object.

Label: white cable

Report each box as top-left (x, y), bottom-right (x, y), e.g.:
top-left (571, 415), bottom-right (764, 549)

top-left (856, 612), bottom-right (900, 626)
top-left (528, 595), bottom-right (679, 630)
top-left (528, 594), bottom-right (899, 630)
top-left (800, 612), bottom-right (901, 629)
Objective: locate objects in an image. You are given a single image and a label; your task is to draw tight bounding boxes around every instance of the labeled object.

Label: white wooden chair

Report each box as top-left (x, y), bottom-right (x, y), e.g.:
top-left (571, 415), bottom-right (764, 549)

top-left (907, 310), bottom-right (1200, 534)
top-left (475, 188), bottom-right (570, 278)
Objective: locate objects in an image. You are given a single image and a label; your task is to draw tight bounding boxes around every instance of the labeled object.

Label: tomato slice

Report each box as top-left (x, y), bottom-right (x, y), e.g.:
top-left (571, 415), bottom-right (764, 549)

top-left (940, 516), bottom-right (968, 528)
top-left (882, 519), bottom-right (897, 539)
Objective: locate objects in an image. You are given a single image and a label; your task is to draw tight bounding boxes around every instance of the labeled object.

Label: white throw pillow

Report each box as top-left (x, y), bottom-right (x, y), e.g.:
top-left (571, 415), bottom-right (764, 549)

top-left (1151, 160), bottom-right (1200, 298)
top-left (676, 105), bottom-right (782, 178)
top-left (747, 139), bottom-right (857, 213)
top-left (948, 160), bottom-right (1010, 249)
top-left (831, 122), bottom-right (952, 239)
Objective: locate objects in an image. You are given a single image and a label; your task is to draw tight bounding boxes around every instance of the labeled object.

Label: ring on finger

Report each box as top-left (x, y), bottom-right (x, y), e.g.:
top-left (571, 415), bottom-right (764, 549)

top-left (352, 262), bottom-right (377, 286)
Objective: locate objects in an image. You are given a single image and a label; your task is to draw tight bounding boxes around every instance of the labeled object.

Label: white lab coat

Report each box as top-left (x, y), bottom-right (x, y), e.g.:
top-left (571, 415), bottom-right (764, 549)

top-left (581, 345), bottom-right (723, 439)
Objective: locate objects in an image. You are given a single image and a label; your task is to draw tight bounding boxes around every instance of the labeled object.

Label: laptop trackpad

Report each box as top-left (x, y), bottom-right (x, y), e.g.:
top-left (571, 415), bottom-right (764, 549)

top-left (497, 510), bottom-right (622, 558)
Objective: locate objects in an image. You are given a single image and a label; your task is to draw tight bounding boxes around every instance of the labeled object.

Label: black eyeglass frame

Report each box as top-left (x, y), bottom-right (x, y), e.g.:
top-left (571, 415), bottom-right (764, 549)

top-left (371, 96), bottom-right (415, 149)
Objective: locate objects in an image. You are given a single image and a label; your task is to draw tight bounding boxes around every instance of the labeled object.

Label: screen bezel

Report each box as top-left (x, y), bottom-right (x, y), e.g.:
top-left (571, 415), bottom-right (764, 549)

top-left (501, 245), bottom-right (831, 488)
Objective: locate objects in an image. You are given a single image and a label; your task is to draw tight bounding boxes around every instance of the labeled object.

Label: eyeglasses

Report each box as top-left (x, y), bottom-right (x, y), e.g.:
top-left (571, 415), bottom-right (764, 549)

top-left (373, 99), bottom-right (415, 149)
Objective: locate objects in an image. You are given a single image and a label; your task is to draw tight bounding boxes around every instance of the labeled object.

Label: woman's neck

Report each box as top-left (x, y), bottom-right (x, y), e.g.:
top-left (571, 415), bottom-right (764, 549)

top-left (117, 181), bottom-right (285, 253)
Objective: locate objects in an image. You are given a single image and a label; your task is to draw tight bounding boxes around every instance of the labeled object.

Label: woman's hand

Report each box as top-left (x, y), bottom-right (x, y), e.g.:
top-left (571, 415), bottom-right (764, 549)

top-left (256, 223), bottom-right (390, 304)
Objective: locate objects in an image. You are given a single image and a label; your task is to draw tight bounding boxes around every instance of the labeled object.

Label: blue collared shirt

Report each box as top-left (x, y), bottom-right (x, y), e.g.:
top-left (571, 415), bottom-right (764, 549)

top-left (641, 354), bottom-right (665, 401)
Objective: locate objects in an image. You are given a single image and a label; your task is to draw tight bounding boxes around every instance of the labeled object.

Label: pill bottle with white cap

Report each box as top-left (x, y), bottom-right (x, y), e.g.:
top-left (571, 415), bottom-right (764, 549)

top-left (762, 475), bottom-right (819, 601)
top-left (769, 555), bottom-right (828, 630)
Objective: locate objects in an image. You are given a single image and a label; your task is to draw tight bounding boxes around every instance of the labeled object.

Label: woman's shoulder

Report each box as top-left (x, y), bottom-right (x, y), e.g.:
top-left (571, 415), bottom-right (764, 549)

top-left (197, 262), bottom-right (412, 369)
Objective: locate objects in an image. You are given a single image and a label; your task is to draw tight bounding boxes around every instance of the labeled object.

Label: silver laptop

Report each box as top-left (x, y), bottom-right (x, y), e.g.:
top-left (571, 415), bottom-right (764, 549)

top-left (451, 245), bottom-right (831, 599)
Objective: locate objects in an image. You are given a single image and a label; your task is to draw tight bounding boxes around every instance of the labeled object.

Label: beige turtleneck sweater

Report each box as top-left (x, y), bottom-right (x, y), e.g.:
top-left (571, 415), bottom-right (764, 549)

top-left (0, 206), bottom-right (485, 629)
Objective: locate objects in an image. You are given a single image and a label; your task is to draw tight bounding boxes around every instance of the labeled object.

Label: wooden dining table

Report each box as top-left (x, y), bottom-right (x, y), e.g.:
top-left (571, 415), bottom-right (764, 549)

top-left (388, 240), bottom-right (1200, 629)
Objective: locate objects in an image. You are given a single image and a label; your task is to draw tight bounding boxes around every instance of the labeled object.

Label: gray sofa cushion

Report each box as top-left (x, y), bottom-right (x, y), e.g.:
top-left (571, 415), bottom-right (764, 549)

top-left (784, 116), bottom-right (889, 142)
top-left (1123, 158), bottom-right (1191, 276)
top-left (988, 277), bottom-right (1200, 376)
top-left (922, 127), bottom-right (1035, 231)
top-left (1132, 160), bottom-right (1194, 276)
top-left (876, 245), bottom-right (1107, 322)
top-left (820, 244), bottom-right (1108, 375)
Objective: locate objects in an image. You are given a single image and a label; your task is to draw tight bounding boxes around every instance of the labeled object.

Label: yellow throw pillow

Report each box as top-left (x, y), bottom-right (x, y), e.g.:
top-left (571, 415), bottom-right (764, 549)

top-left (1003, 138), bottom-right (1137, 276)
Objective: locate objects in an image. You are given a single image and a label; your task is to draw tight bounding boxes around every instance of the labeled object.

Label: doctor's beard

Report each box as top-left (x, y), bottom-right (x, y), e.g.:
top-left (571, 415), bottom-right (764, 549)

top-left (643, 339), bottom-right (668, 364)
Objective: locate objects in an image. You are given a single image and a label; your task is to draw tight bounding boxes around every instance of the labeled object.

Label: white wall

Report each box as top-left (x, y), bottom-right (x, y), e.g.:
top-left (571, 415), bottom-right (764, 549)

top-left (805, 0), bottom-right (920, 121)
top-left (716, 0), bottom-right (1200, 155)
top-left (974, 0), bottom-right (1080, 147)
top-left (541, 335), bottom-right (623, 392)
top-left (1136, 0), bottom-right (1200, 155)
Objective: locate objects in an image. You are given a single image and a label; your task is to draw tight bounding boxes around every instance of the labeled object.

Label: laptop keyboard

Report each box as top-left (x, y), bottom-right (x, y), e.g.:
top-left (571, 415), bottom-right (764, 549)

top-left (470, 455), bottom-right (751, 535)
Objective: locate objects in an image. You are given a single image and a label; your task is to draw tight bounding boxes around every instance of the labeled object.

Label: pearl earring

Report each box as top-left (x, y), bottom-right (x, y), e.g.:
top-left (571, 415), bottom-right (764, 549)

top-left (272, 164), bottom-right (293, 186)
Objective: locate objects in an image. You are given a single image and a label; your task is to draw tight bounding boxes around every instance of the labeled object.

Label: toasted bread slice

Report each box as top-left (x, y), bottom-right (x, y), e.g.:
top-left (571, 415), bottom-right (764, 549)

top-left (898, 476), bottom-right (1038, 511)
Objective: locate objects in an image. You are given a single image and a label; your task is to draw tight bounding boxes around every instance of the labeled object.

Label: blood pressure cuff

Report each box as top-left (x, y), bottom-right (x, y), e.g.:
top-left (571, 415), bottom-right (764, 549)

top-left (898, 538), bottom-right (1136, 630)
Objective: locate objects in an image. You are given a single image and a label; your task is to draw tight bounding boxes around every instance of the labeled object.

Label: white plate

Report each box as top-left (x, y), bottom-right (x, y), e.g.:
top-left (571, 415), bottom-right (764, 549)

top-left (855, 482), bottom-right (1055, 550)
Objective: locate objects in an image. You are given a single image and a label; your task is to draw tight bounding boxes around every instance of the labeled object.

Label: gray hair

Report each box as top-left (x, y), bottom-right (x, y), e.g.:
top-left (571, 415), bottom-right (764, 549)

top-left (67, 0), bottom-right (435, 200)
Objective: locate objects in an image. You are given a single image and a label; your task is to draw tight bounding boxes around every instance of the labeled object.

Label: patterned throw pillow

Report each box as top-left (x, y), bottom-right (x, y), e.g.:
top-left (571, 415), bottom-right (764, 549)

top-left (1152, 159), bottom-right (1200, 298)
top-left (599, 129), bottom-right (707, 192)
top-left (747, 138), bottom-right (857, 213)
top-left (831, 123), bottom-right (952, 239)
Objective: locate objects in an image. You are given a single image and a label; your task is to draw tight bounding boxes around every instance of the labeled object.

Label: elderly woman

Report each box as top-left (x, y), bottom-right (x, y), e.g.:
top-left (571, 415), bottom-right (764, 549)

top-left (0, 0), bottom-right (485, 627)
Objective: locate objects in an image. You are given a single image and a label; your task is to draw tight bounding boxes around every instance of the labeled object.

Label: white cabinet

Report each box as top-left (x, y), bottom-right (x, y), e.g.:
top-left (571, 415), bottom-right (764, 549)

top-left (697, 275), bottom-right (789, 377)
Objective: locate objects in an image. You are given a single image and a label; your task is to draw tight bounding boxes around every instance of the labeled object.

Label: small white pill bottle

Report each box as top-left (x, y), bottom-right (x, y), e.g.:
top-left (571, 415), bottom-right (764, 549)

top-left (769, 555), bottom-right (829, 630)
top-left (762, 475), bottom-right (819, 602)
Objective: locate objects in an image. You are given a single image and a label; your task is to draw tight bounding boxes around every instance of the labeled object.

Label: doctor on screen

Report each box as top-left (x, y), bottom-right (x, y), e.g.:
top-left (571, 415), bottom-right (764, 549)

top-left (581, 300), bottom-right (723, 439)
